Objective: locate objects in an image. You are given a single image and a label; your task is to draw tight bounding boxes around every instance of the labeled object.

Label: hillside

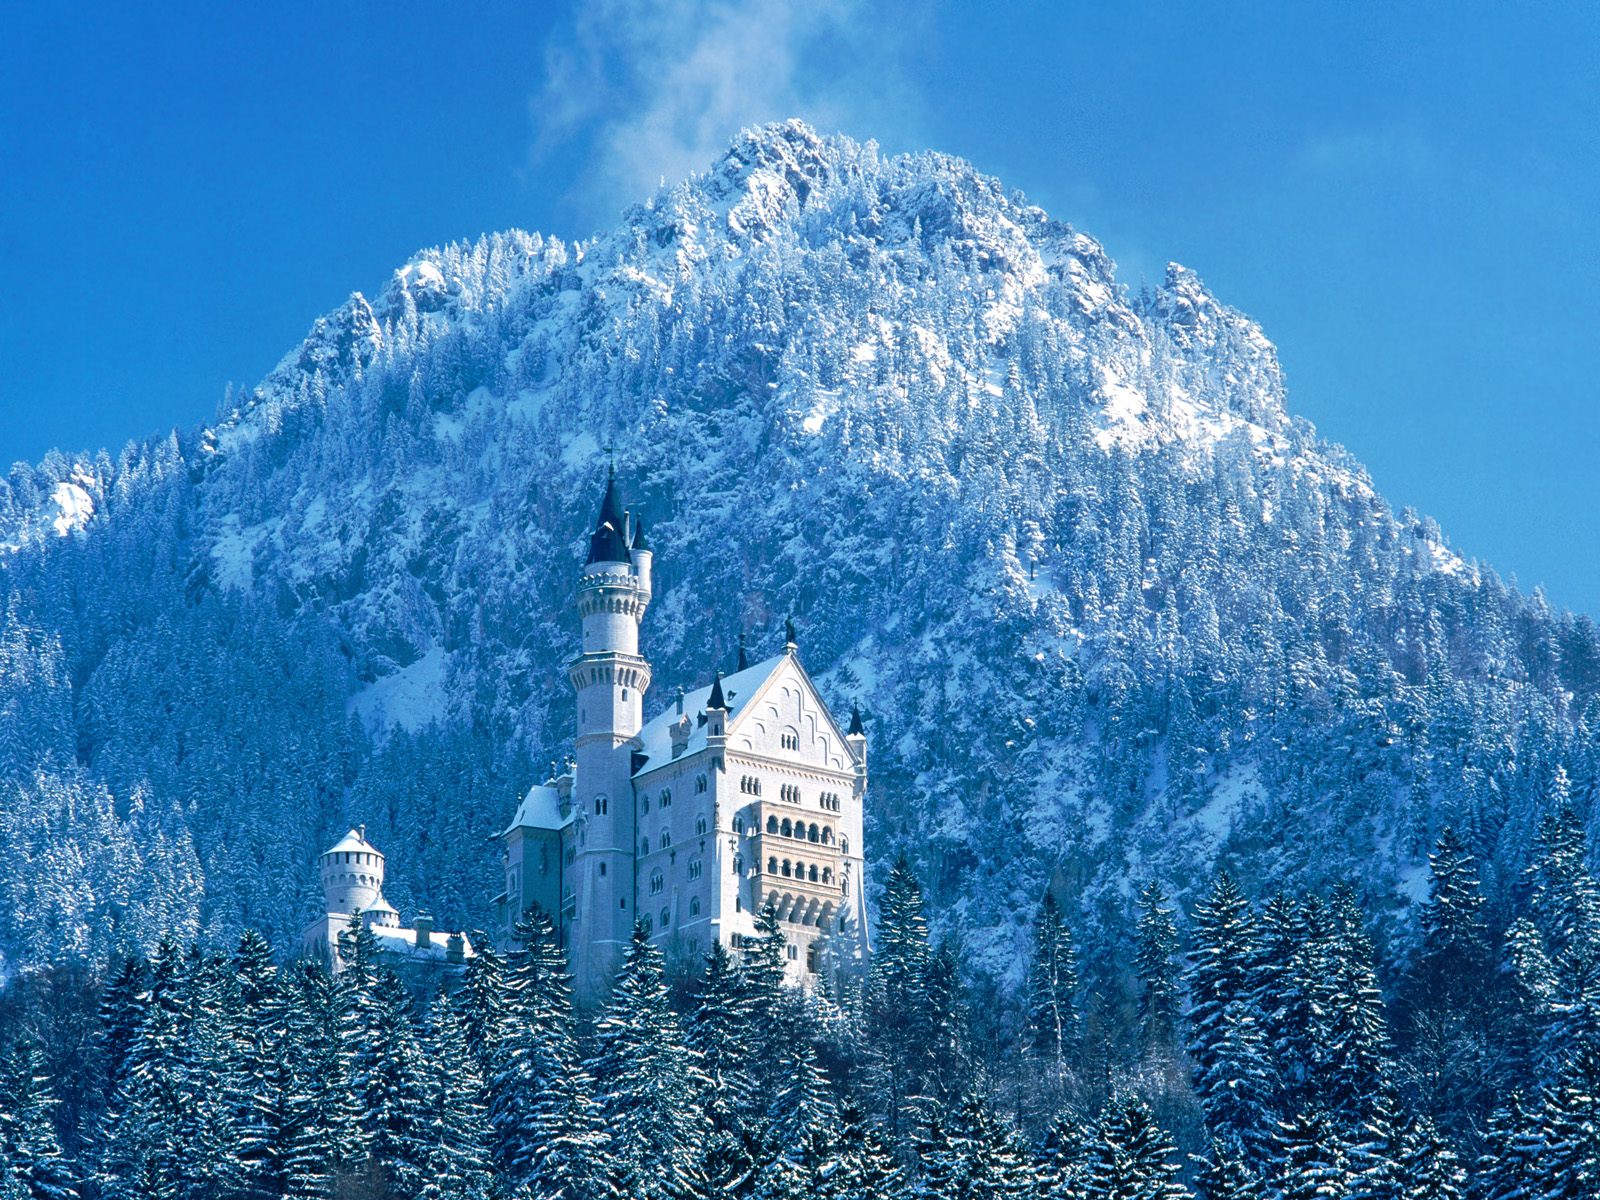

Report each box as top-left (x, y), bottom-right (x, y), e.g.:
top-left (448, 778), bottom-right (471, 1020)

top-left (3, 120), bottom-right (1596, 988)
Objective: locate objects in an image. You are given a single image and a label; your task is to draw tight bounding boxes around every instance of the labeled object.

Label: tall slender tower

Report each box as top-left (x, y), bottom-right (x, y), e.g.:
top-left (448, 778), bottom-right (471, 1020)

top-left (567, 468), bottom-right (652, 998)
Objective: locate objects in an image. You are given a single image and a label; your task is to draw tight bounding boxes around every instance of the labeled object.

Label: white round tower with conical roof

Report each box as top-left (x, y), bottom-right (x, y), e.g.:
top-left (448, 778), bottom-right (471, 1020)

top-left (319, 827), bottom-right (399, 928)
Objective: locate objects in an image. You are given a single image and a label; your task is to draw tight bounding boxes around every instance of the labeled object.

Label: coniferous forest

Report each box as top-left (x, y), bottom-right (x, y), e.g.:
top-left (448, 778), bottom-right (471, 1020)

top-left (5, 819), bottom-right (1600, 1200)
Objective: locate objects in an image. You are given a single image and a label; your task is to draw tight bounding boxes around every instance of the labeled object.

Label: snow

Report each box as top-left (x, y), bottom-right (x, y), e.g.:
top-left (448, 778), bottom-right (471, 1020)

top-left (350, 646), bottom-right (450, 734)
top-left (51, 480), bottom-right (93, 536)
top-left (561, 431), bottom-right (600, 468)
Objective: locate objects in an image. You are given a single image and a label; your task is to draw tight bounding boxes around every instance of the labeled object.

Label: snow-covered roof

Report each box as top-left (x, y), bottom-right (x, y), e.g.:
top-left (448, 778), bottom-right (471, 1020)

top-left (324, 828), bottom-right (380, 856)
top-left (502, 784), bottom-right (571, 835)
top-left (371, 925), bottom-right (475, 962)
top-left (632, 652), bottom-right (790, 776)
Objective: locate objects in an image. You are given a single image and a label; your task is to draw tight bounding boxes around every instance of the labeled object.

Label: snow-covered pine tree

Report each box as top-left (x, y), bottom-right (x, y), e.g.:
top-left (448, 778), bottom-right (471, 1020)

top-left (0, 1040), bottom-right (78, 1200)
top-left (491, 906), bottom-right (608, 1200)
top-left (415, 994), bottom-right (494, 1200)
top-left (1270, 1111), bottom-right (1351, 1200)
top-left (589, 924), bottom-right (711, 1200)
top-left (688, 942), bottom-right (760, 1199)
top-left (866, 857), bottom-right (936, 1144)
top-left (1078, 1092), bottom-right (1188, 1200)
top-left (1135, 881), bottom-right (1181, 1058)
top-left (1025, 892), bottom-right (1080, 1079)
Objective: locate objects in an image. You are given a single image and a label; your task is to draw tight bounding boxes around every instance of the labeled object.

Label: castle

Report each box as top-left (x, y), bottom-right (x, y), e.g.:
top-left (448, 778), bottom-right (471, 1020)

top-left (493, 469), bottom-right (871, 1004)
top-left (302, 826), bottom-right (474, 972)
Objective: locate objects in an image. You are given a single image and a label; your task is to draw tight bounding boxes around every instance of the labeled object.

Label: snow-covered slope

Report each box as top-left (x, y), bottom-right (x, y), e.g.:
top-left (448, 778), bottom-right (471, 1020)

top-left (3, 122), bottom-right (1596, 985)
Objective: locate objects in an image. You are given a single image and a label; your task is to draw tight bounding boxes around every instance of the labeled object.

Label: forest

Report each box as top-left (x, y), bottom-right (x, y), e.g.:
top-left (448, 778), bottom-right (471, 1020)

top-left (3, 804), bottom-right (1597, 1200)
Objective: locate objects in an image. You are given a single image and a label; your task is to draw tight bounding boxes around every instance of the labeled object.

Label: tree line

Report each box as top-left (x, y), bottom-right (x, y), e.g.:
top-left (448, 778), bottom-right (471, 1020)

top-left (6, 806), bottom-right (1600, 1199)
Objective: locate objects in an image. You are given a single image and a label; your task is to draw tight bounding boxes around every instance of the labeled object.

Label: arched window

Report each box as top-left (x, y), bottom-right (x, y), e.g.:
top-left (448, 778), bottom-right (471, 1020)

top-left (767, 856), bottom-right (777, 874)
top-left (781, 727), bottom-right (799, 750)
top-left (690, 896), bottom-right (701, 916)
top-left (641, 795), bottom-right (650, 814)
top-left (782, 860), bottom-right (792, 878)
top-left (786, 945), bottom-right (798, 961)
top-left (696, 774), bottom-right (707, 794)
top-left (595, 795), bottom-right (609, 815)
top-left (641, 915), bottom-right (652, 935)
top-left (822, 868), bottom-right (833, 884)
top-left (734, 854), bottom-right (743, 875)
top-left (650, 871), bottom-right (664, 895)
top-left (696, 815), bottom-right (708, 836)
top-left (661, 789), bottom-right (672, 808)
top-left (808, 864), bottom-right (818, 882)
top-left (781, 819), bottom-right (793, 838)
top-left (661, 830), bottom-right (671, 848)
top-left (640, 839), bottom-right (650, 856)
top-left (821, 828), bottom-right (834, 845)
top-left (688, 859), bottom-right (703, 881)
top-left (767, 816), bottom-right (778, 833)
top-left (842, 875), bottom-right (850, 897)
top-left (841, 836), bottom-right (850, 855)
top-left (808, 823), bottom-right (819, 842)
top-left (660, 907), bottom-right (670, 928)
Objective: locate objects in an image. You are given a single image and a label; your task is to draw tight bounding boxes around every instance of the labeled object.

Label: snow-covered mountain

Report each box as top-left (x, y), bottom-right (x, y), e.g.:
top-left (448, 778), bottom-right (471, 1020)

top-left (3, 121), bottom-right (1596, 987)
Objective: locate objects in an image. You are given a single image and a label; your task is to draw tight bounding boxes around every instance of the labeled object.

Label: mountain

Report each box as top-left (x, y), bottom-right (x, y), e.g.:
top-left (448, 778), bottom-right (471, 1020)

top-left (2, 121), bottom-right (1597, 988)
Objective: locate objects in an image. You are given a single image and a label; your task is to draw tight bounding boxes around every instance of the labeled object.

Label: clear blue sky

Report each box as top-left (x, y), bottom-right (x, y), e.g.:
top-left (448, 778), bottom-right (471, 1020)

top-left (3, 1), bottom-right (1597, 613)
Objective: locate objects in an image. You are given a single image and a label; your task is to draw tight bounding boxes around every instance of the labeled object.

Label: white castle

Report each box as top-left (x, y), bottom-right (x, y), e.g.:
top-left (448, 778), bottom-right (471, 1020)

top-left (495, 469), bottom-right (871, 1004)
top-left (303, 826), bottom-right (474, 970)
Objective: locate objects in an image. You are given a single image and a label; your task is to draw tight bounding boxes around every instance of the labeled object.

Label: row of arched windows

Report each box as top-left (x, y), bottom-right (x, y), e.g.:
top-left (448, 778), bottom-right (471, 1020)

top-left (740, 775), bottom-right (762, 794)
top-left (820, 791), bottom-right (842, 812)
top-left (764, 858), bottom-right (834, 885)
top-left (640, 829), bottom-right (673, 855)
top-left (764, 816), bottom-right (835, 845)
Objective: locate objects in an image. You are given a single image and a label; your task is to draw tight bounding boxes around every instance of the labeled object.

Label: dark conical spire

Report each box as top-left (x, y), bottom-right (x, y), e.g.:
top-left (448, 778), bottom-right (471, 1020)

top-left (586, 463), bottom-right (629, 564)
top-left (737, 633), bottom-right (748, 671)
top-left (707, 670), bottom-right (727, 711)
top-left (631, 515), bottom-right (649, 552)
top-left (848, 702), bottom-right (865, 737)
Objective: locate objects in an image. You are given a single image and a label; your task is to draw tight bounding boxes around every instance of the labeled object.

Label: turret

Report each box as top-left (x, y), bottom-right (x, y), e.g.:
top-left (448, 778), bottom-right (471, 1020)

top-left (319, 827), bottom-right (400, 929)
top-left (847, 702), bottom-right (868, 775)
top-left (568, 467), bottom-right (655, 1000)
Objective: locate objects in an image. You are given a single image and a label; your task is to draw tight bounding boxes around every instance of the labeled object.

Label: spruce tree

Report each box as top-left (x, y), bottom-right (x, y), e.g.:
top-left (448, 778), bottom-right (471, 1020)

top-left (1186, 872), bottom-right (1258, 1095)
top-left (0, 1040), bottom-right (79, 1200)
top-left (1080, 1092), bottom-right (1187, 1200)
top-left (1135, 881), bottom-right (1181, 1057)
top-left (1025, 892), bottom-right (1080, 1077)
top-left (589, 924), bottom-right (711, 1200)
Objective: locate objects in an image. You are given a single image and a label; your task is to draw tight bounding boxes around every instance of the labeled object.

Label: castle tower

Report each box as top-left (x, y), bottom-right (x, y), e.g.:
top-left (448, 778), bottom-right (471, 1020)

top-left (319, 826), bottom-right (400, 929)
top-left (567, 467), bottom-right (653, 998)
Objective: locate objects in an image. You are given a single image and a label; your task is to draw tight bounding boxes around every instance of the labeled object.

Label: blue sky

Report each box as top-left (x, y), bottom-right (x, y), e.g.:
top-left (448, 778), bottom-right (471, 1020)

top-left (3, 1), bottom-right (1597, 612)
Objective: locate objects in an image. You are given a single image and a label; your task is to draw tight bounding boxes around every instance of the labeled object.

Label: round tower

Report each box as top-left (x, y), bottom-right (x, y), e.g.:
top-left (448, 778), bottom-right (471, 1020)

top-left (319, 827), bottom-right (399, 928)
top-left (568, 466), bottom-right (653, 999)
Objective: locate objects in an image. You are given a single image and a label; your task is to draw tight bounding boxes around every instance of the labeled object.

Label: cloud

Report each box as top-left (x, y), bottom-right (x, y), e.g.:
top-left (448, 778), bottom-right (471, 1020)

top-left (531, 0), bottom-right (920, 218)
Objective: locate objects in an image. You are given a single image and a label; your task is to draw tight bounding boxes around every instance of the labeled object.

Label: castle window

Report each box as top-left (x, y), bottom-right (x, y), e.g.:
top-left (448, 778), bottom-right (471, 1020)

top-left (730, 933), bottom-right (743, 948)
top-left (808, 823), bottom-right (819, 842)
top-left (767, 857), bottom-right (777, 874)
top-left (782, 860), bottom-right (792, 878)
top-left (808, 864), bottom-right (818, 882)
top-left (841, 876), bottom-right (849, 897)
top-left (781, 819), bottom-right (793, 838)
top-left (688, 859), bottom-right (703, 880)
top-left (696, 775), bottom-right (707, 794)
top-left (661, 789), bottom-right (672, 808)
top-left (821, 828), bottom-right (833, 845)
top-left (595, 796), bottom-right (608, 815)
top-left (787, 945), bottom-right (798, 961)
top-left (841, 836), bottom-right (850, 855)
top-left (660, 908), bottom-right (670, 928)
top-left (641, 839), bottom-right (650, 856)
top-left (599, 863), bottom-right (607, 877)
top-left (822, 868), bottom-right (833, 884)
top-left (767, 816), bottom-right (779, 834)
top-left (807, 947), bottom-right (819, 973)
top-left (661, 830), bottom-right (671, 848)
top-left (736, 896), bottom-right (742, 912)
top-left (641, 915), bottom-right (652, 934)
top-left (734, 854), bottom-right (743, 875)
top-left (781, 728), bottom-right (799, 750)
top-left (740, 775), bottom-right (762, 795)
top-left (690, 897), bottom-right (701, 916)
top-left (621, 897), bottom-right (627, 908)
top-left (780, 783), bottom-right (801, 803)
top-left (642, 796), bottom-right (650, 814)
top-left (650, 871), bottom-right (663, 894)
top-left (696, 815), bottom-right (708, 836)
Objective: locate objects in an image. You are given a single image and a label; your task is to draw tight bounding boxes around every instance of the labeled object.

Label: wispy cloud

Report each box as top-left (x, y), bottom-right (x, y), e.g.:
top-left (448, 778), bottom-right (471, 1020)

top-left (531, 0), bottom-right (920, 219)
top-left (1295, 124), bottom-right (1434, 178)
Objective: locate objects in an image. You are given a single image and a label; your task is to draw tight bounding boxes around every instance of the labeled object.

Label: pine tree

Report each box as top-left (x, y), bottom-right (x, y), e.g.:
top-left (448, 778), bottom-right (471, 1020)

top-left (1191, 1139), bottom-right (1256, 1200)
top-left (1186, 871), bottom-right (1258, 1095)
top-left (492, 906), bottom-right (608, 1200)
top-left (416, 995), bottom-right (494, 1200)
top-left (1414, 828), bottom-right (1490, 1010)
top-left (866, 857), bottom-right (936, 1144)
top-left (826, 1098), bottom-right (902, 1200)
top-left (1026, 892), bottom-right (1080, 1076)
top-left (590, 925), bottom-right (711, 1200)
top-left (1395, 1116), bottom-right (1464, 1200)
top-left (688, 942), bottom-right (759, 1199)
top-left (1079, 1092), bottom-right (1188, 1200)
top-left (0, 1040), bottom-right (79, 1200)
top-left (1135, 881), bottom-right (1181, 1057)
top-left (1271, 1111), bottom-right (1349, 1200)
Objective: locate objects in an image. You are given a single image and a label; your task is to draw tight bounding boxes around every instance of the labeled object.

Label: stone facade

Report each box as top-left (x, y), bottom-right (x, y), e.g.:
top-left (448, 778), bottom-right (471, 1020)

top-left (496, 471), bottom-right (870, 1005)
